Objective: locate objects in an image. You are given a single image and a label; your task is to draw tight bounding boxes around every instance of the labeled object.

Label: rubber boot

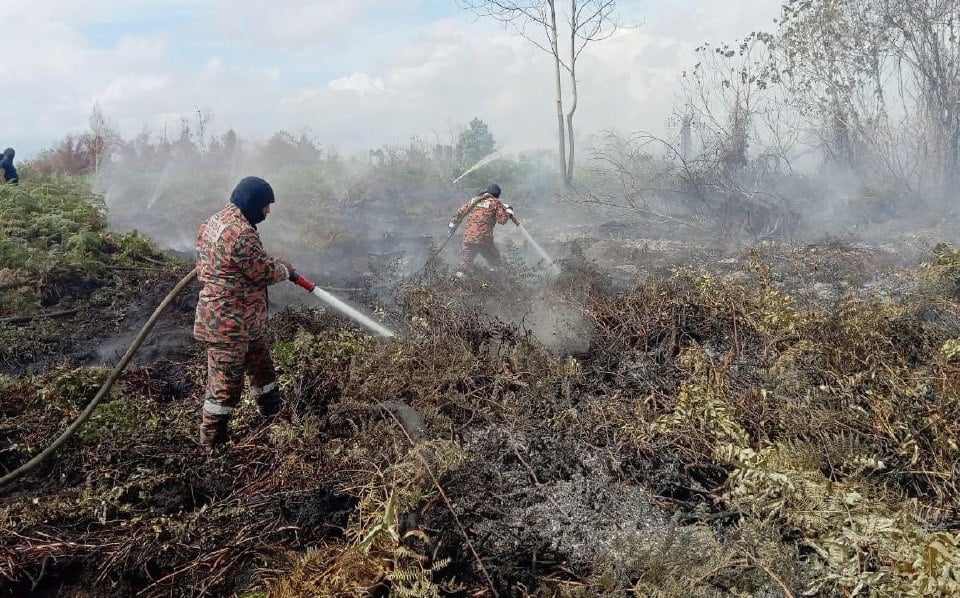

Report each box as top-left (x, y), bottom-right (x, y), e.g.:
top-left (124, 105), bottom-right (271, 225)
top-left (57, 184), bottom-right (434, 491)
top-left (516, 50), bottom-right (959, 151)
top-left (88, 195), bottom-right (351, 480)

top-left (256, 388), bottom-right (285, 419)
top-left (199, 412), bottom-right (230, 453)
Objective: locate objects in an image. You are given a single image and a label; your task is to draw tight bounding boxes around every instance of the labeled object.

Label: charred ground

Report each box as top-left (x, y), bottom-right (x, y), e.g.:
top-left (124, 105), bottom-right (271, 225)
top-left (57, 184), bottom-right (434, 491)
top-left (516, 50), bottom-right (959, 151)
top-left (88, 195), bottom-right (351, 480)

top-left (1, 179), bottom-right (959, 597)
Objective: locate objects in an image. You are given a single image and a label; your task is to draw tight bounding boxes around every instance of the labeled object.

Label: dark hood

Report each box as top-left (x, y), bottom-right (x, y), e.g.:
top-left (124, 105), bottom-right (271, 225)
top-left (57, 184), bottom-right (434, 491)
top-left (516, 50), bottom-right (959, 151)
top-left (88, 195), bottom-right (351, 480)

top-left (2, 148), bottom-right (14, 161)
top-left (229, 176), bottom-right (274, 226)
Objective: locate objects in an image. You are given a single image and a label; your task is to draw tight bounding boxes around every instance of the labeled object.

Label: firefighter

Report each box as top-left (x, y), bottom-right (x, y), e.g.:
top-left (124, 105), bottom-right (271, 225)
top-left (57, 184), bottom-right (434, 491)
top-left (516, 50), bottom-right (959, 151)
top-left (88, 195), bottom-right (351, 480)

top-left (447, 183), bottom-right (518, 276)
top-left (194, 176), bottom-right (294, 452)
top-left (1, 148), bottom-right (19, 184)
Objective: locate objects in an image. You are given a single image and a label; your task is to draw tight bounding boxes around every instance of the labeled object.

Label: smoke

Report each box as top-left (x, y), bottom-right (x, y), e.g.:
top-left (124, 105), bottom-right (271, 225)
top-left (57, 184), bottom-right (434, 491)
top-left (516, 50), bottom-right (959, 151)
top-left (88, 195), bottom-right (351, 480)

top-left (524, 298), bottom-right (592, 354)
top-left (92, 130), bottom-right (577, 312)
top-left (90, 105), bottom-right (957, 353)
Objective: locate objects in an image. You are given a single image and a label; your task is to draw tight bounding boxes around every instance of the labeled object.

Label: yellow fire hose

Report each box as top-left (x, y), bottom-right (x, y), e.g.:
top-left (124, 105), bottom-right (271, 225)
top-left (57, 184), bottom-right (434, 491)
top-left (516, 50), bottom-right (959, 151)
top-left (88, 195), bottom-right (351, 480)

top-left (0, 268), bottom-right (198, 490)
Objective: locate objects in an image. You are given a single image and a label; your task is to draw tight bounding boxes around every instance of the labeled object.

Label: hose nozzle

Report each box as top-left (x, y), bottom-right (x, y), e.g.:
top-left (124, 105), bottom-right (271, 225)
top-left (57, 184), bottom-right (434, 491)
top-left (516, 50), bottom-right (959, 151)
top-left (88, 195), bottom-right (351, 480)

top-left (290, 271), bottom-right (316, 292)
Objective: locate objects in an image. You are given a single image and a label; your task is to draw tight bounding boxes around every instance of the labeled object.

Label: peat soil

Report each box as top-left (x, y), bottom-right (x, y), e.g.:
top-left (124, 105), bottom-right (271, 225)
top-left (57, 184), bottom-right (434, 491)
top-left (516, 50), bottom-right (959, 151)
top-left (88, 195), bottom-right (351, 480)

top-left (1, 228), bottom-right (955, 597)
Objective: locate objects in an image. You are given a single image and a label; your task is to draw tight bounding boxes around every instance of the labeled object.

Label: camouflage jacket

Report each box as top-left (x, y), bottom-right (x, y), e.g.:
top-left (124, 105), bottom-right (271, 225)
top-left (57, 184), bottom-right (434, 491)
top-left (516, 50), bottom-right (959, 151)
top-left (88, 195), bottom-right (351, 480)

top-left (453, 193), bottom-right (510, 244)
top-left (193, 204), bottom-right (290, 343)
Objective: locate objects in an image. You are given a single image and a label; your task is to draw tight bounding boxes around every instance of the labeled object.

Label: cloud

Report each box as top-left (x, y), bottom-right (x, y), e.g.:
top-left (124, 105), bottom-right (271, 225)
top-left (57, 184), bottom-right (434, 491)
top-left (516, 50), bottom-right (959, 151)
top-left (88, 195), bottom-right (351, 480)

top-left (2, 1), bottom-right (781, 159)
top-left (98, 74), bottom-right (169, 104)
top-left (112, 34), bottom-right (169, 66)
top-left (329, 73), bottom-right (389, 96)
top-left (209, 0), bottom-right (396, 49)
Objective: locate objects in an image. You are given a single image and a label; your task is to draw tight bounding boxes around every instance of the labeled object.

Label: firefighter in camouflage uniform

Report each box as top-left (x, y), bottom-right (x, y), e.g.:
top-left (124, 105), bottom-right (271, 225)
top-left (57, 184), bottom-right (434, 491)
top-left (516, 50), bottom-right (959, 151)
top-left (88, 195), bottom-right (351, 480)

top-left (194, 176), bottom-right (294, 452)
top-left (447, 183), bottom-right (518, 276)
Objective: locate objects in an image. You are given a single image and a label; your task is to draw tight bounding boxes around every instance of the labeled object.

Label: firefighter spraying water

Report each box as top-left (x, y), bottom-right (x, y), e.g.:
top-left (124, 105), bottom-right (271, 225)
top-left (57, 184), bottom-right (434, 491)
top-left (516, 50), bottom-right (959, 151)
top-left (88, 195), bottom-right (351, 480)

top-left (446, 183), bottom-right (519, 277)
top-left (439, 182), bottom-right (562, 278)
top-left (193, 176), bottom-right (393, 453)
top-left (193, 176), bottom-right (295, 452)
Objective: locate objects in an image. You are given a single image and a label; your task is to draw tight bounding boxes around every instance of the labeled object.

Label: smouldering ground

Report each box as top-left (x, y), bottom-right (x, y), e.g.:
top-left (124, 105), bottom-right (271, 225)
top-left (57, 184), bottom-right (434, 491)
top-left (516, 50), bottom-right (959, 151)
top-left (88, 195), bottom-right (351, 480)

top-left (2, 223), bottom-right (960, 596)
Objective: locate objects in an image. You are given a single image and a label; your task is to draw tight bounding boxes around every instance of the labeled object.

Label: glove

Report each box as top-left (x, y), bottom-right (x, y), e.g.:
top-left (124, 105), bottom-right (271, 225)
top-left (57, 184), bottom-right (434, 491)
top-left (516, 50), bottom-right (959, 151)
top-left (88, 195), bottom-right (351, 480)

top-left (447, 223), bottom-right (456, 238)
top-left (503, 204), bottom-right (519, 226)
top-left (276, 258), bottom-right (294, 278)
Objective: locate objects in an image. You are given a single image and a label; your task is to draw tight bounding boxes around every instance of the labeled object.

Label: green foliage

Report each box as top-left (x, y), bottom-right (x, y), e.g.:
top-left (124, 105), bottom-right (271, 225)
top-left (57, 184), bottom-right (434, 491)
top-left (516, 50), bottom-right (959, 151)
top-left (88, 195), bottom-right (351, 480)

top-left (76, 398), bottom-right (142, 445)
top-left (274, 329), bottom-right (366, 370)
top-left (0, 176), bottom-right (168, 316)
top-left (273, 328), bottom-right (370, 412)
top-left (0, 177), bottom-right (105, 270)
top-left (577, 247), bottom-right (960, 595)
top-left (457, 117), bottom-right (496, 168)
top-left (653, 344), bottom-right (750, 448)
top-left (347, 439), bottom-right (463, 597)
top-left (719, 443), bottom-right (960, 596)
top-left (39, 365), bottom-right (112, 409)
top-left (748, 250), bottom-right (800, 333)
top-left (115, 230), bottom-right (164, 261)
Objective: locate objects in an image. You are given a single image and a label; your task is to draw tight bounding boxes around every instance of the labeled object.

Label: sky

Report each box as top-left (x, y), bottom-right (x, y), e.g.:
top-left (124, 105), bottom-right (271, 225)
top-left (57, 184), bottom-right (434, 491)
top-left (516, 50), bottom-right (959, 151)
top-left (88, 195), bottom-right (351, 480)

top-left (1, 0), bottom-right (781, 160)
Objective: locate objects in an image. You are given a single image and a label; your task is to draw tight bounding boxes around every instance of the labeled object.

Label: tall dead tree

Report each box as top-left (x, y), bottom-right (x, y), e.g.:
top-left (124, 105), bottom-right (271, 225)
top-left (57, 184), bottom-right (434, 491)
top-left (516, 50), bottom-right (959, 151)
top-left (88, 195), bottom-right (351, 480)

top-left (457, 0), bottom-right (622, 188)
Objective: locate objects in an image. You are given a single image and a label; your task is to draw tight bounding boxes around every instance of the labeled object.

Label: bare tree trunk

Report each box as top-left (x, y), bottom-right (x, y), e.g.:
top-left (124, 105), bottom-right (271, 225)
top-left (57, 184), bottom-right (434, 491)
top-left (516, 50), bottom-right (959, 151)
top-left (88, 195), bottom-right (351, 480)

top-left (564, 0), bottom-right (577, 186)
top-left (548, 0), bottom-right (569, 187)
top-left (680, 114), bottom-right (693, 162)
top-left (457, 0), bottom-right (622, 188)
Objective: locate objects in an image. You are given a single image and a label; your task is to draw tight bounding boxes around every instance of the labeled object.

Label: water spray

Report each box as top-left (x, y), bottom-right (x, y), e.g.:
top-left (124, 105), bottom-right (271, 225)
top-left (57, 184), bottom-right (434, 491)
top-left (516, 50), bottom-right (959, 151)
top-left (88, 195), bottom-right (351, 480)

top-left (452, 150), bottom-right (502, 185)
top-left (290, 272), bottom-right (395, 337)
top-left (518, 224), bottom-right (560, 276)
top-left (505, 213), bottom-right (560, 276)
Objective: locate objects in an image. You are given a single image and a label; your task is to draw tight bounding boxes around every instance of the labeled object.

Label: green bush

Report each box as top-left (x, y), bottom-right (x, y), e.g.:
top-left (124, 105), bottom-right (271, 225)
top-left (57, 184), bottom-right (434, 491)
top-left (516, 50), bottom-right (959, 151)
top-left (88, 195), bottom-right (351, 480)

top-left (0, 176), bottom-right (168, 314)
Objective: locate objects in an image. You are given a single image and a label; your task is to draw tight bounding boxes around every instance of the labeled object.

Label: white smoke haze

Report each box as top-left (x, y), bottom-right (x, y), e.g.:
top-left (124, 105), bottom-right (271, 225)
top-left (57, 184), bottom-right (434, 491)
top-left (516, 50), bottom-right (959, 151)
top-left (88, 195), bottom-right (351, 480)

top-left (17, 0), bottom-right (960, 346)
top-left (89, 103), bottom-right (953, 350)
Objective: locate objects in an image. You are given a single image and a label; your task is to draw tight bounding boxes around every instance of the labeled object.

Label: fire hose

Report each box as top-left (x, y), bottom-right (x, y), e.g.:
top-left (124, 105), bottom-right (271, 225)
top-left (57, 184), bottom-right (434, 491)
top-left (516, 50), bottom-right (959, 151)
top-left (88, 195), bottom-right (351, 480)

top-left (413, 215), bottom-right (520, 276)
top-left (0, 268), bottom-right (199, 489)
top-left (0, 267), bottom-right (398, 489)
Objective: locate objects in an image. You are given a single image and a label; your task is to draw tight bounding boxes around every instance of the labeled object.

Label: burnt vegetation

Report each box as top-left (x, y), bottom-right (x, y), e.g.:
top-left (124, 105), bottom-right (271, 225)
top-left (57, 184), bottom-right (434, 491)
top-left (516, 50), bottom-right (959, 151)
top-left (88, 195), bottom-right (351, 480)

top-left (4, 1), bottom-right (960, 595)
top-left (1, 165), bottom-right (959, 596)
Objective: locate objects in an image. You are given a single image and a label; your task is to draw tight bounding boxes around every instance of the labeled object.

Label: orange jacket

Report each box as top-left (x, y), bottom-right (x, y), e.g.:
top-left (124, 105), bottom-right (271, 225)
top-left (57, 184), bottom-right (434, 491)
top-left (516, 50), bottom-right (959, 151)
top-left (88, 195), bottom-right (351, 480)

top-left (452, 193), bottom-right (510, 244)
top-left (193, 204), bottom-right (289, 343)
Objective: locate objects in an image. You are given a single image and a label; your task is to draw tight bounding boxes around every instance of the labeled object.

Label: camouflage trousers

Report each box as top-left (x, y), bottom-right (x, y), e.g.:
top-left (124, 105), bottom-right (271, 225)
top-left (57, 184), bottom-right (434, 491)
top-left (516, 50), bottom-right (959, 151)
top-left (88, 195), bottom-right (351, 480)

top-left (200, 337), bottom-right (282, 448)
top-left (458, 241), bottom-right (501, 270)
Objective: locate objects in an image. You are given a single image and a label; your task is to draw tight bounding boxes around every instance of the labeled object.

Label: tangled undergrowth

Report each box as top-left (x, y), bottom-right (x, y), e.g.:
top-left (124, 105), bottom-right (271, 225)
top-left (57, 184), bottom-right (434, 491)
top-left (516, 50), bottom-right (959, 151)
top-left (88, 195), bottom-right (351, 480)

top-left (2, 182), bottom-right (960, 597)
top-left (0, 178), bottom-right (180, 372)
